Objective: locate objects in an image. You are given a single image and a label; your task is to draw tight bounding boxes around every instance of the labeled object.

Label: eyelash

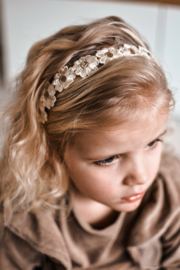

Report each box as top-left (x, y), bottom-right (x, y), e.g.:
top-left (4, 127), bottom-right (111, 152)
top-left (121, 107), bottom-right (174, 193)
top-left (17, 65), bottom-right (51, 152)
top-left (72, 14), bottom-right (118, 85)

top-left (94, 138), bottom-right (163, 166)
top-left (147, 138), bottom-right (163, 148)
top-left (95, 155), bottom-right (119, 166)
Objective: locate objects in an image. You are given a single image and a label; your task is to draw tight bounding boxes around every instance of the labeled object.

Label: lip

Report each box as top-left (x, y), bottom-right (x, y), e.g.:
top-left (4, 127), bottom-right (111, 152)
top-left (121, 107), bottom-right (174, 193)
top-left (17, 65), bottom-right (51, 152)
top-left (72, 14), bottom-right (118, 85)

top-left (120, 191), bottom-right (145, 203)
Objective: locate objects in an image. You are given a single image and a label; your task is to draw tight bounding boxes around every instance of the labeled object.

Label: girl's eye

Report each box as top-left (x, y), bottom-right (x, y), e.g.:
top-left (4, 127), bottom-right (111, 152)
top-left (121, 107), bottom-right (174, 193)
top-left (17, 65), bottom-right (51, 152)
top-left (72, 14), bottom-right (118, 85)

top-left (147, 139), bottom-right (162, 148)
top-left (95, 155), bottom-right (119, 166)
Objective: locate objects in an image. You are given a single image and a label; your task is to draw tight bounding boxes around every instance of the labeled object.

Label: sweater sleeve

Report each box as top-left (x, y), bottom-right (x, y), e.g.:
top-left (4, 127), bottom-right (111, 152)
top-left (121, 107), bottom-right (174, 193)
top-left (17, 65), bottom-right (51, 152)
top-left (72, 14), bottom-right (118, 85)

top-left (160, 211), bottom-right (180, 270)
top-left (0, 227), bottom-right (43, 270)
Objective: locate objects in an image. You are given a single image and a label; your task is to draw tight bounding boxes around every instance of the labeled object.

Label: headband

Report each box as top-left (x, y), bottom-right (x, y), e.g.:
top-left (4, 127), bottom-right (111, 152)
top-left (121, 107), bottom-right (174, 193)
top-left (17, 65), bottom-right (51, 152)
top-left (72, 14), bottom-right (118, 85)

top-left (39, 44), bottom-right (153, 123)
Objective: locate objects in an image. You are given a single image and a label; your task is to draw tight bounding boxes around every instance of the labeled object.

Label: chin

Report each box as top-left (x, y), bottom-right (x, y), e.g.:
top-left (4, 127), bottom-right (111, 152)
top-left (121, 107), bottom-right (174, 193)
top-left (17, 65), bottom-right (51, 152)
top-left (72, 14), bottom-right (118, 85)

top-left (114, 199), bottom-right (142, 212)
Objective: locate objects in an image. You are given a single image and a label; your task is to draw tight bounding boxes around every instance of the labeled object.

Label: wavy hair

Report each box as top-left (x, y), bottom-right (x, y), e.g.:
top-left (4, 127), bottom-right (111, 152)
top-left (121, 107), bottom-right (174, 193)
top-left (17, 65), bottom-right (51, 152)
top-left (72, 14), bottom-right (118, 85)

top-left (0, 16), bottom-right (174, 221)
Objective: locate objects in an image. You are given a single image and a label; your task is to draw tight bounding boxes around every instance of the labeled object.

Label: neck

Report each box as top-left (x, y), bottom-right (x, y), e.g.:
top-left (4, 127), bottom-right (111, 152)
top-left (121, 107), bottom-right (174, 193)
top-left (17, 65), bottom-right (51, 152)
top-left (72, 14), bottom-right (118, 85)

top-left (69, 182), bottom-right (119, 229)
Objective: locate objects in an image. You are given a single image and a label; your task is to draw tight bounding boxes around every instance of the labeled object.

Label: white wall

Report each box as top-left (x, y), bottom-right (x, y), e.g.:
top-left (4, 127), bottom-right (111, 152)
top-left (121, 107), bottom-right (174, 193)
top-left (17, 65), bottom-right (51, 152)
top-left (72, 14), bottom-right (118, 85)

top-left (2, 0), bottom-right (180, 119)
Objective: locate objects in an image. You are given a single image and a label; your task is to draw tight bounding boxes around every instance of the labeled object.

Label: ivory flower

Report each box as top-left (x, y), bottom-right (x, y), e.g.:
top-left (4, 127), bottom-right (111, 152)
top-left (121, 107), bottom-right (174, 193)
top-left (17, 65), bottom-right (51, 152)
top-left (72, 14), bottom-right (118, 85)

top-left (73, 55), bottom-right (99, 78)
top-left (96, 47), bottom-right (122, 64)
top-left (39, 84), bottom-right (57, 123)
top-left (138, 46), bottom-right (152, 58)
top-left (53, 67), bottom-right (76, 92)
top-left (119, 44), bottom-right (140, 56)
top-left (40, 85), bottom-right (56, 109)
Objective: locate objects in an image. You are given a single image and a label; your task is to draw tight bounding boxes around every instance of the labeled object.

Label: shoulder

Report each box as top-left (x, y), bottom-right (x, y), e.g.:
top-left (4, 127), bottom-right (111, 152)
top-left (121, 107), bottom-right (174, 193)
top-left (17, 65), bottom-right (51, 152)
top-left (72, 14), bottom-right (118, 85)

top-left (2, 206), bottom-right (62, 248)
top-left (159, 151), bottom-right (180, 180)
top-left (158, 152), bottom-right (180, 208)
top-left (148, 152), bottom-right (180, 226)
top-left (0, 203), bottom-right (71, 269)
top-left (127, 153), bottom-right (180, 269)
top-left (0, 207), bottom-right (45, 269)
top-left (128, 153), bottom-right (180, 244)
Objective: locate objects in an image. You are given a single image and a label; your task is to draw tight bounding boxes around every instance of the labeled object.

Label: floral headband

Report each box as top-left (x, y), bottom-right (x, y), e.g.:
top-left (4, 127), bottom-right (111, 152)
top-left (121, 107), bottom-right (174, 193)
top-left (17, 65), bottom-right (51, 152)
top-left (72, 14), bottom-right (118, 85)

top-left (39, 44), bottom-right (153, 123)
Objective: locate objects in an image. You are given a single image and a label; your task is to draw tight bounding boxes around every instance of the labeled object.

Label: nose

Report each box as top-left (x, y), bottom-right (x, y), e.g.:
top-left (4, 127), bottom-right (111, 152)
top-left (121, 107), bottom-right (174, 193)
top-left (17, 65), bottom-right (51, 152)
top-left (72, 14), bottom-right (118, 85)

top-left (123, 153), bottom-right (149, 186)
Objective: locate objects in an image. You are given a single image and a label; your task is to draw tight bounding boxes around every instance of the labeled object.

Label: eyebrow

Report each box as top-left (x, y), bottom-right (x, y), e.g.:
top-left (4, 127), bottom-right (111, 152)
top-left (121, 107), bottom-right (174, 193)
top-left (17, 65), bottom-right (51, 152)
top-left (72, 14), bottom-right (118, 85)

top-left (85, 128), bottom-right (167, 161)
top-left (149, 129), bottom-right (167, 143)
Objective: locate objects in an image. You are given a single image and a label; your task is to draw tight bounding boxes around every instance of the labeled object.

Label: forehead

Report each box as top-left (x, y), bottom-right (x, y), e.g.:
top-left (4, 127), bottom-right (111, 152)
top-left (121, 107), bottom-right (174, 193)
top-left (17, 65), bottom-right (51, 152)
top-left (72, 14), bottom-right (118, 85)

top-left (81, 94), bottom-right (170, 132)
top-left (70, 110), bottom-right (168, 154)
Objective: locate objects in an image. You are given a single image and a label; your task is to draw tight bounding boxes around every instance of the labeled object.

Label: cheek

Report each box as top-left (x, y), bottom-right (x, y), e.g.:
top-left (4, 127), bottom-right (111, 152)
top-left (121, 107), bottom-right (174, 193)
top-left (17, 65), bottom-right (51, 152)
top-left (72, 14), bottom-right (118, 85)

top-left (67, 160), bottom-right (116, 198)
top-left (148, 144), bottom-right (162, 177)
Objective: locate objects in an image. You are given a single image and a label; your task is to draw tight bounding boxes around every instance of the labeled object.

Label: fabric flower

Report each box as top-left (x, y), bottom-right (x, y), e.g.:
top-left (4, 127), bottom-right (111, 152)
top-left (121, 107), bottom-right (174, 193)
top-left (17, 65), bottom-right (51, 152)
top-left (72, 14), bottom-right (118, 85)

top-left (40, 84), bottom-right (56, 110)
top-left (53, 67), bottom-right (76, 92)
top-left (73, 55), bottom-right (99, 78)
top-left (119, 44), bottom-right (140, 56)
top-left (38, 109), bottom-right (47, 123)
top-left (96, 47), bottom-right (122, 64)
top-left (138, 46), bottom-right (152, 58)
top-left (39, 84), bottom-right (57, 123)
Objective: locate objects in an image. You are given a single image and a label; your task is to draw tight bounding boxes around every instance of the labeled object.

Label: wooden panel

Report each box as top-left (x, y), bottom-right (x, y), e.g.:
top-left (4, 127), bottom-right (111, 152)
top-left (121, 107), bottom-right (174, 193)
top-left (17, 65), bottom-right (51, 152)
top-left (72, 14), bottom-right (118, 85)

top-left (0, 0), bottom-right (4, 86)
top-left (86, 0), bottom-right (180, 6)
top-left (123, 0), bottom-right (180, 5)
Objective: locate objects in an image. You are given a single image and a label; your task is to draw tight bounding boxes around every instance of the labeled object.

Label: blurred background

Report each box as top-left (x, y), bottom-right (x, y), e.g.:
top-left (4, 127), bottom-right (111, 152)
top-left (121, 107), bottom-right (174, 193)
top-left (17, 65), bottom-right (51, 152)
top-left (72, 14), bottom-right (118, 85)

top-left (0, 0), bottom-right (180, 156)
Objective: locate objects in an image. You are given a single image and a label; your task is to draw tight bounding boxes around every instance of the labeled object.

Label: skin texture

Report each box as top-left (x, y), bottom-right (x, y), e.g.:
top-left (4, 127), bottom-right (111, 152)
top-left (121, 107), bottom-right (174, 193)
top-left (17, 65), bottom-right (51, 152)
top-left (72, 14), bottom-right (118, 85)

top-left (64, 111), bottom-right (169, 227)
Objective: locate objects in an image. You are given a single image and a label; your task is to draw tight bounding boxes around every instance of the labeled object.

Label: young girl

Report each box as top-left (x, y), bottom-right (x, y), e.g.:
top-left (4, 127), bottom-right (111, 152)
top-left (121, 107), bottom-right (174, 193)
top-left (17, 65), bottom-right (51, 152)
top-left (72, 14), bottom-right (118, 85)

top-left (0, 16), bottom-right (179, 270)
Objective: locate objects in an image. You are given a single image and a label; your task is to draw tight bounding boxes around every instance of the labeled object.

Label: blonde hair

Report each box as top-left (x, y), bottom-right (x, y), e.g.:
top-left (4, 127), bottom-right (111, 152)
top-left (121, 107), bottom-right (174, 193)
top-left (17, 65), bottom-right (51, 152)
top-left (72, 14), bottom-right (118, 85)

top-left (0, 16), bottom-right (174, 220)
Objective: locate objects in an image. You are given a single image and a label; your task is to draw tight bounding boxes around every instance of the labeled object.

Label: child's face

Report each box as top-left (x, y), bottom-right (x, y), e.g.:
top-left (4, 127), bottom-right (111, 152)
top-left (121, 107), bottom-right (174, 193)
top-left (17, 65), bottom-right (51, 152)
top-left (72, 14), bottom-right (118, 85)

top-left (65, 111), bottom-right (168, 212)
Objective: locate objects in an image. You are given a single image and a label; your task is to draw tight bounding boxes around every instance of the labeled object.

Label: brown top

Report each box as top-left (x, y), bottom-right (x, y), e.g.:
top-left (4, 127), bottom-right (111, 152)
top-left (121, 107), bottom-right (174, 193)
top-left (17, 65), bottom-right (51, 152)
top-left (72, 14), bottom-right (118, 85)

top-left (0, 153), bottom-right (180, 270)
top-left (59, 193), bottom-right (136, 269)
